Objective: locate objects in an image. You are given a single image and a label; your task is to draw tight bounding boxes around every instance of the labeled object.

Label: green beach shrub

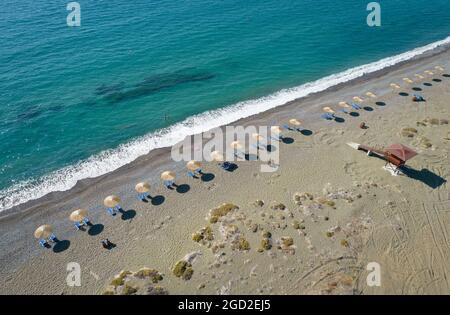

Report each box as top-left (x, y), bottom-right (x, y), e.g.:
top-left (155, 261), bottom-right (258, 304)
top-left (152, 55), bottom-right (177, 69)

top-left (172, 260), bottom-right (194, 280)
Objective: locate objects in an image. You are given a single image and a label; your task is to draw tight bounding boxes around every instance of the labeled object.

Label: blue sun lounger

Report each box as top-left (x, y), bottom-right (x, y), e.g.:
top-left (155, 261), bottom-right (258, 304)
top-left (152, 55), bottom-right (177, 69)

top-left (163, 180), bottom-right (175, 188)
top-left (351, 102), bottom-right (362, 110)
top-left (271, 134), bottom-right (282, 141)
top-left (321, 113), bottom-right (334, 120)
top-left (40, 233), bottom-right (57, 247)
top-left (74, 217), bottom-right (90, 230)
top-left (137, 192), bottom-right (149, 201)
top-left (106, 205), bottom-right (121, 216)
top-left (187, 168), bottom-right (202, 178)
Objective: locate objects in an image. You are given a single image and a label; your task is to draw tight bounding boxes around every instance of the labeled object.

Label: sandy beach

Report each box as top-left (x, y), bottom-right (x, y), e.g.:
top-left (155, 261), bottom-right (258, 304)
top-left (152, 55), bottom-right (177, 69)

top-left (1, 46), bottom-right (449, 295)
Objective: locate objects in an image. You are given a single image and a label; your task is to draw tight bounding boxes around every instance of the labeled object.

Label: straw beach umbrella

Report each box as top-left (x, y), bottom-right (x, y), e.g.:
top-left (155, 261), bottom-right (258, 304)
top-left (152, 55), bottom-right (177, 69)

top-left (69, 209), bottom-right (88, 222)
top-left (323, 107), bottom-right (335, 114)
top-left (161, 171), bottom-right (176, 188)
top-left (289, 119), bottom-right (302, 126)
top-left (353, 96), bottom-right (364, 102)
top-left (270, 126), bottom-right (283, 141)
top-left (403, 78), bottom-right (414, 84)
top-left (424, 70), bottom-right (434, 75)
top-left (435, 66), bottom-right (444, 71)
top-left (135, 182), bottom-right (150, 193)
top-left (415, 74), bottom-right (424, 80)
top-left (271, 126), bottom-right (282, 134)
top-left (366, 92), bottom-right (376, 98)
top-left (390, 83), bottom-right (401, 89)
top-left (34, 225), bottom-right (53, 239)
top-left (186, 160), bottom-right (202, 177)
top-left (210, 150), bottom-right (224, 162)
top-left (135, 182), bottom-right (151, 200)
top-left (230, 141), bottom-right (244, 157)
top-left (339, 102), bottom-right (351, 108)
top-left (161, 171), bottom-right (176, 181)
top-left (186, 160), bottom-right (202, 171)
top-left (104, 195), bottom-right (121, 208)
top-left (287, 118), bottom-right (302, 131)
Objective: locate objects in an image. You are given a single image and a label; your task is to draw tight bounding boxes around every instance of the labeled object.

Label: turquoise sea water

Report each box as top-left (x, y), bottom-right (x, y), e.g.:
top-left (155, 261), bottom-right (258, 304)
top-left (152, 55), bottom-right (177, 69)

top-left (1, 0), bottom-right (450, 210)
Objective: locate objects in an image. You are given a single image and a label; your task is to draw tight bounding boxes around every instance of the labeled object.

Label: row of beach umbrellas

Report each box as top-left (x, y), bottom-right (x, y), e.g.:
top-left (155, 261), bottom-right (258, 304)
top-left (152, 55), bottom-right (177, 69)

top-left (390, 66), bottom-right (445, 89)
top-left (33, 125), bottom-right (300, 244)
top-left (321, 65), bottom-right (445, 117)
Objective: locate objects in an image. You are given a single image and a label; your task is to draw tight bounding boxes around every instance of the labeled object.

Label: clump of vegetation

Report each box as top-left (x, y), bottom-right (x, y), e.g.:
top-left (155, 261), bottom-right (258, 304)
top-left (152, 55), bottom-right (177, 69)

top-left (209, 216), bottom-right (219, 224)
top-left (400, 127), bottom-right (418, 138)
top-left (293, 192), bottom-right (314, 205)
top-left (192, 232), bottom-right (203, 242)
top-left (292, 220), bottom-right (301, 230)
top-left (147, 286), bottom-right (169, 295)
top-left (425, 118), bottom-right (440, 125)
top-left (281, 237), bottom-right (294, 247)
top-left (271, 202), bottom-right (286, 210)
top-left (122, 284), bottom-right (138, 295)
top-left (110, 270), bottom-right (131, 287)
top-left (233, 237), bottom-right (250, 251)
top-left (209, 203), bottom-right (239, 223)
top-left (253, 200), bottom-right (264, 207)
top-left (104, 267), bottom-right (167, 295)
top-left (260, 238), bottom-right (272, 251)
top-left (134, 268), bottom-right (163, 283)
top-left (262, 231), bottom-right (272, 238)
top-left (172, 260), bottom-right (194, 280)
top-left (416, 121), bottom-right (427, 127)
top-left (249, 223), bottom-right (258, 233)
top-left (110, 277), bottom-right (124, 287)
top-left (192, 226), bottom-right (214, 243)
top-left (182, 267), bottom-right (194, 280)
top-left (326, 231), bottom-right (334, 238)
top-left (340, 239), bottom-right (350, 247)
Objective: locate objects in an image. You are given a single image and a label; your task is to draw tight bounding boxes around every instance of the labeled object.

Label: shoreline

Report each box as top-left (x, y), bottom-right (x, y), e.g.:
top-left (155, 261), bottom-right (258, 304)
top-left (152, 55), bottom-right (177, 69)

top-left (2, 39), bottom-right (450, 219)
top-left (1, 42), bottom-right (449, 295)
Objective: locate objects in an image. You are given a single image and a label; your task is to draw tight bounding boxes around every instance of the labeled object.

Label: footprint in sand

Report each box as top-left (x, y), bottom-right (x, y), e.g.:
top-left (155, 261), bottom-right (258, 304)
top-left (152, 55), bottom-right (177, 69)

top-left (314, 131), bottom-right (342, 146)
top-left (207, 183), bottom-right (218, 191)
top-left (344, 160), bottom-right (379, 182)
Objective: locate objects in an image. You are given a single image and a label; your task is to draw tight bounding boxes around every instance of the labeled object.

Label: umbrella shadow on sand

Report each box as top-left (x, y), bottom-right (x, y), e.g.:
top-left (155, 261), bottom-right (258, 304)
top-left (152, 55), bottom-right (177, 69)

top-left (53, 240), bottom-right (71, 253)
top-left (149, 195), bottom-right (165, 206)
top-left (120, 209), bottom-right (136, 220)
top-left (400, 166), bottom-right (447, 189)
top-left (200, 172), bottom-right (215, 182)
top-left (300, 129), bottom-right (313, 136)
top-left (174, 184), bottom-right (190, 194)
top-left (88, 224), bottom-right (104, 236)
top-left (334, 116), bottom-right (345, 123)
top-left (282, 137), bottom-right (294, 144)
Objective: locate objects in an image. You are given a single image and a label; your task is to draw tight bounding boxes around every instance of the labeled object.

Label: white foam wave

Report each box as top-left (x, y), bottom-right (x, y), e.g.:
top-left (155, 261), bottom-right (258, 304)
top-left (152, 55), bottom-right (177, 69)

top-left (1, 36), bottom-right (449, 212)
